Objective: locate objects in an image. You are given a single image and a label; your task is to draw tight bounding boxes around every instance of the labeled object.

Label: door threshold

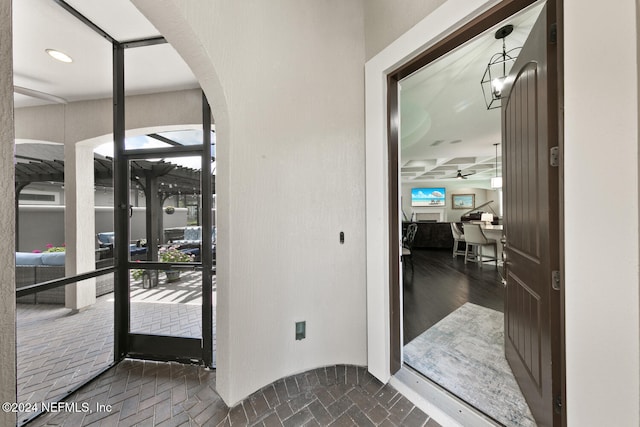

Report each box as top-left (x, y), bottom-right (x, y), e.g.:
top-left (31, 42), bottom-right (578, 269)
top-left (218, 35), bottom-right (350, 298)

top-left (390, 366), bottom-right (501, 427)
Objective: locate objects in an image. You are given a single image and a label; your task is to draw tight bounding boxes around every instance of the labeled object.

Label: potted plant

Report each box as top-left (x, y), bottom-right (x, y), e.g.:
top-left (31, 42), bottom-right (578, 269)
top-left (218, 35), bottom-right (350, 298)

top-left (159, 246), bottom-right (194, 282)
top-left (44, 243), bottom-right (66, 252)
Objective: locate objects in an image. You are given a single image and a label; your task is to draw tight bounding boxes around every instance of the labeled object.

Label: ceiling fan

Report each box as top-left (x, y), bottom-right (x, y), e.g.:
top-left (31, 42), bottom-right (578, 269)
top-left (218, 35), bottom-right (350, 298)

top-left (455, 169), bottom-right (475, 179)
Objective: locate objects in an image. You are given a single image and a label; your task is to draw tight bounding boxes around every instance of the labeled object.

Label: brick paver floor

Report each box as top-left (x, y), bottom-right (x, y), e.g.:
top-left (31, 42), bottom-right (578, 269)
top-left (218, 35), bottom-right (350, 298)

top-left (29, 361), bottom-right (441, 427)
top-left (16, 271), bottom-right (215, 425)
top-left (16, 273), bottom-right (441, 426)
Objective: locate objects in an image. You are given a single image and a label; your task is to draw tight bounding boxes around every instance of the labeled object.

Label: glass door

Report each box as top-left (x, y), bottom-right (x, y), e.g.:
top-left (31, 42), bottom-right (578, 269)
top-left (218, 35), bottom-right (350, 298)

top-left (115, 124), bottom-right (215, 366)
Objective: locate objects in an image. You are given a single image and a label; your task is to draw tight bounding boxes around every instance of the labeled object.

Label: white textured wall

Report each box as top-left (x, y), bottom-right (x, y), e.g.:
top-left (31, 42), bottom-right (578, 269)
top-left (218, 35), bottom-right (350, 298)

top-left (0, 0), bottom-right (16, 423)
top-left (363, 0), bottom-right (446, 60)
top-left (564, 0), bottom-right (640, 425)
top-left (133, 0), bottom-right (368, 405)
top-left (14, 89), bottom-right (203, 143)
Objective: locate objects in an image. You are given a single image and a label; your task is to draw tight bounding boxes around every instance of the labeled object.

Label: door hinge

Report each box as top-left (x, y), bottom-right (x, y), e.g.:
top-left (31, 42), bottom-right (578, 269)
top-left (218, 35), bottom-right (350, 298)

top-left (549, 23), bottom-right (558, 44)
top-left (550, 146), bottom-right (560, 167)
top-left (552, 270), bottom-right (561, 291)
top-left (554, 394), bottom-right (563, 414)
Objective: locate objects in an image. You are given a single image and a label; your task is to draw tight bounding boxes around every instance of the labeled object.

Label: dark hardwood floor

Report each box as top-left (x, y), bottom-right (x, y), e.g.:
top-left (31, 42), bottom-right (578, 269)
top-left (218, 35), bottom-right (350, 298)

top-left (403, 248), bottom-right (504, 344)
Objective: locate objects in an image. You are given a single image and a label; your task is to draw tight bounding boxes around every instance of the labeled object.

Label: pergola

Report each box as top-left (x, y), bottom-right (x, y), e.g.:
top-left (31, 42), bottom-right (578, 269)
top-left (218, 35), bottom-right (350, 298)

top-left (14, 156), bottom-right (213, 253)
top-left (15, 157), bottom-right (206, 196)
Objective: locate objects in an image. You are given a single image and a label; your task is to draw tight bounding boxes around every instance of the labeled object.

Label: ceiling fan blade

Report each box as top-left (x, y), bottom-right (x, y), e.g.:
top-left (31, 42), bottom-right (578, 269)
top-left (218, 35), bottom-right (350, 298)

top-left (456, 170), bottom-right (468, 179)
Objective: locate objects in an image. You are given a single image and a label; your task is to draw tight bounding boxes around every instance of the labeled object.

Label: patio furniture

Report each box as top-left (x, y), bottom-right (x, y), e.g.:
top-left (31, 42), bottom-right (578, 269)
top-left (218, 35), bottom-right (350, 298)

top-left (15, 250), bottom-right (115, 304)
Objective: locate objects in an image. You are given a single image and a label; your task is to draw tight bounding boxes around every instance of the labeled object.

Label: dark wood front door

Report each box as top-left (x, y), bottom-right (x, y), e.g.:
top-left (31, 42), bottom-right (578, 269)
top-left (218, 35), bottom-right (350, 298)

top-left (502, 4), bottom-right (561, 426)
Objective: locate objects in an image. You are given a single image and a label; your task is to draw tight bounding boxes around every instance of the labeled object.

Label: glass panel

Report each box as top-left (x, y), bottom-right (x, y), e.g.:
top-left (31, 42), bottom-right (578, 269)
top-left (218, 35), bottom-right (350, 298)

top-left (95, 143), bottom-right (116, 277)
top-left (16, 272), bottom-right (115, 425)
top-left (14, 1), bottom-right (117, 417)
top-left (130, 270), bottom-right (204, 337)
top-left (15, 143), bottom-right (66, 279)
top-left (128, 155), bottom-right (203, 339)
top-left (125, 134), bottom-right (176, 151)
top-left (156, 130), bottom-right (215, 148)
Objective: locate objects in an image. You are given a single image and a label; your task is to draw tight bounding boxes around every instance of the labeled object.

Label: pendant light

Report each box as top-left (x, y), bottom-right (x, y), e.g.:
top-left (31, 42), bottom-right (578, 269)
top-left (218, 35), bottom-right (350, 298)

top-left (481, 25), bottom-right (521, 110)
top-left (491, 143), bottom-right (502, 188)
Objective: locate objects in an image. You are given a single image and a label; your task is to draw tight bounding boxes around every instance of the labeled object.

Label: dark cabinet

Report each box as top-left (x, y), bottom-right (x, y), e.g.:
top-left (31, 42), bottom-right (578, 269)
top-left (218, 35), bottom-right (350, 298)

top-left (403, 221), bottom-right (454, 249)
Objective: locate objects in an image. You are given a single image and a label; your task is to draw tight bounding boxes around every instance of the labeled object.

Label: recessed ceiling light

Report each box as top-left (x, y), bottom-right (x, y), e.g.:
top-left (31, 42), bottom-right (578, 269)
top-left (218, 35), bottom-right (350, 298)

top-left (45, 49), bottom-right (73, 63)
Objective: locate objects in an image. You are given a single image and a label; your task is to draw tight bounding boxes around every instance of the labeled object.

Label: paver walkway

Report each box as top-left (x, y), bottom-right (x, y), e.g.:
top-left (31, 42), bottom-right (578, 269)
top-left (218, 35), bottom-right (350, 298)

top-left (29, 361), bottom-right (441, 427)
top-left (16, 272), bottom-right (214, 425)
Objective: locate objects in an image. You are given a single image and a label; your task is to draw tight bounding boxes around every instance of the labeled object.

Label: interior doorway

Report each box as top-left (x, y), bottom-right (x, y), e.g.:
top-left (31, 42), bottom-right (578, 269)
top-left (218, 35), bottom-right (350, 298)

top-left (391, 1), bottom-right (563, 426)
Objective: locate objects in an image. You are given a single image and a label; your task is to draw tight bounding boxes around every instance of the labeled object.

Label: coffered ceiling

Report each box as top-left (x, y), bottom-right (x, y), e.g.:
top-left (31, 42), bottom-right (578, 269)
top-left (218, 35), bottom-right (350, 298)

top-left (399, 3), bottom-right (543, 186)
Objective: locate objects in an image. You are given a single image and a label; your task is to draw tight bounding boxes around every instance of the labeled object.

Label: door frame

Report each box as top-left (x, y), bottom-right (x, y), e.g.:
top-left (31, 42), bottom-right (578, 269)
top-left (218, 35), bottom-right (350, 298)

top-left (113, 40), bottom-right (215, 366)
top-left (383, 0), bottom-right (564, 424)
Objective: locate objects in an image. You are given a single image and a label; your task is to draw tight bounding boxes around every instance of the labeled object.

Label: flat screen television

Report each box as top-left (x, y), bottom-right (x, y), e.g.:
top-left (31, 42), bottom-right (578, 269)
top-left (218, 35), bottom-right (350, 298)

top-left (411, 187), bottom-right (446, 207)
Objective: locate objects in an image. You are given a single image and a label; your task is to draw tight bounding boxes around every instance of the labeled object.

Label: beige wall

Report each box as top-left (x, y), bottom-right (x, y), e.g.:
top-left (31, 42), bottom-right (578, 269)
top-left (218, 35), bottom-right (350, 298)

top-left (0, 0), bottom-right (16, 424)
top-left (564, 0), bottom-right (640, 425)
top-left (134, 0), bottom-right (368, 405)
top-left (364, 0), bottom-right (446, 60)
top-left (14, 89), bottom-right (203, 143)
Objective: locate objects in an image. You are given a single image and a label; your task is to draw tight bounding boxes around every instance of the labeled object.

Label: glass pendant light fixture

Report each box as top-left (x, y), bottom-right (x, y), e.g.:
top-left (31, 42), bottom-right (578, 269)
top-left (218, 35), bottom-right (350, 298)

top-left (481, 25), bottom-right (521, 110)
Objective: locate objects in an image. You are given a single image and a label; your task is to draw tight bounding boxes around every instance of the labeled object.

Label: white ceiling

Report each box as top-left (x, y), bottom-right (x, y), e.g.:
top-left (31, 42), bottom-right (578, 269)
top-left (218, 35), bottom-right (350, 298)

top-left (13, 0), bottom-right (541, 184)
top-left (400, 3), bottom-right (543, 185)
top-left (12, 0), bottom-right (199, 108)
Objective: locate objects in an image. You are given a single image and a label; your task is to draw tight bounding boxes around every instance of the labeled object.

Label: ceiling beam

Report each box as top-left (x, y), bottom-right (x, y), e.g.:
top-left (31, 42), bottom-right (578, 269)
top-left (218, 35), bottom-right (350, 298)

top-left (51, 0), bottom-right (117, 44)
top-left (121, 37), bottom-right (167, 49)
top-left (148, 133), bottom-right (183, 147)
top-left (51, 0), bottom-right (167, 48)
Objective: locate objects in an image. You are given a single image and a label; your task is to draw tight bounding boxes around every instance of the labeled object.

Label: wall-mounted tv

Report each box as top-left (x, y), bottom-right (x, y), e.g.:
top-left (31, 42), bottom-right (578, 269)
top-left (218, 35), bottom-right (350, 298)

top-left (411, 187), bottom-right (446, 207)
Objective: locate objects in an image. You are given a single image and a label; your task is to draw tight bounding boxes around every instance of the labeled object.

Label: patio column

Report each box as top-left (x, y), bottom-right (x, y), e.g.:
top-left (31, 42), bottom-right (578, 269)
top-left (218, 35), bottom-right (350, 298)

top-left (64, 142), bottom-right (96, 311)
top-left (144, 171), bottom-right (160, 261)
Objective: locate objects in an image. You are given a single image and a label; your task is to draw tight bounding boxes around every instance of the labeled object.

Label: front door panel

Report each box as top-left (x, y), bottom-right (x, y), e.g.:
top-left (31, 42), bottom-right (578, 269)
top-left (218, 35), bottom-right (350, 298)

top-left (502, 4), bottom-right (561, 426)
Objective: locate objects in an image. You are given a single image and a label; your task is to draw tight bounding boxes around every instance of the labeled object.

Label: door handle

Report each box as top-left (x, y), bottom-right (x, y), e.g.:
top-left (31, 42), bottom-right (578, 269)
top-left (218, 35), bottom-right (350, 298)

top-left (500, 241), bottom-right (508, 286)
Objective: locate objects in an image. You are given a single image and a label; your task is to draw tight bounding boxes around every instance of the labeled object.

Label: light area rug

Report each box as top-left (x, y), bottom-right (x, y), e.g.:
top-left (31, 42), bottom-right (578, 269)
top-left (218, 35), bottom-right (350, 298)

top-left (403, 302), bottom-right (536, 427)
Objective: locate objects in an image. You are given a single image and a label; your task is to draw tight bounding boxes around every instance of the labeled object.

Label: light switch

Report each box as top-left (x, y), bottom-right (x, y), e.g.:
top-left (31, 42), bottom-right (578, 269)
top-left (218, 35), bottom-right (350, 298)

top-left (295, 321), bottom-right (306, 340)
